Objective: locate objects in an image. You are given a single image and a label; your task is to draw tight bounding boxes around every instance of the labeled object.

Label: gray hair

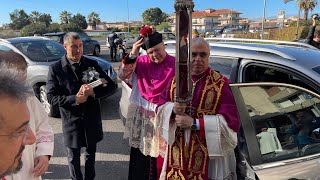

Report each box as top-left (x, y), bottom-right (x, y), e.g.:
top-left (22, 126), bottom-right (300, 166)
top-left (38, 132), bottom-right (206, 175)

top-left (0, 63), bottom-right (31, 127)
top-left (0, 51), bottom-right (28, 71)
top-left (0, 63), bottom-right (31, 101)
top-left (192, 37), bottom-right (210, 54)
top-left (63, 32), bottom-right (81, 45)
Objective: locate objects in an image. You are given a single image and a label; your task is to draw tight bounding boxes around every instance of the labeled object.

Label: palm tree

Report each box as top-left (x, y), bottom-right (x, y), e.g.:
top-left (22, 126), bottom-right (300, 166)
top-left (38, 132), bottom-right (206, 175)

top-left (87, 12), bottom-right (100, 30)
top-left (298, 0), bottom-right (318, 22)
top-left (29, 11), bottom-right (41, 24)
top-left (60, 10), bottom-right (72, 24)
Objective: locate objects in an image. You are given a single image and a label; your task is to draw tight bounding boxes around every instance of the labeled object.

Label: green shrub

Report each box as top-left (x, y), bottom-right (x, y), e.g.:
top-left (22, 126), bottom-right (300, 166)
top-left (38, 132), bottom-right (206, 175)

top-left (60, 23), bottom-right (83, 33)
top-left (238, 26), bottom-right (309, 41)
top-left (0, 29), bottom-right (18, 38)
top-left (20, 23), bottom-right (47, 36)
top-left (47, 23), bottom-right (61, 33)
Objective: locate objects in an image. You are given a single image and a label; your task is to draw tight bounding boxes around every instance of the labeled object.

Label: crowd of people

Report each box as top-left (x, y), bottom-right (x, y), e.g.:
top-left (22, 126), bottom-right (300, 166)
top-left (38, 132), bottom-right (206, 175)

top-left (0, 25), bottom-right (241, 180)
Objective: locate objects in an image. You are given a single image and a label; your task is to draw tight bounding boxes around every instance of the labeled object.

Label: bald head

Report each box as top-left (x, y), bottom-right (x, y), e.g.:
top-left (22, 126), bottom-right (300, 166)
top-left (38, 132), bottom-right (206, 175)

top-left (192, 38), bottom-right (210, 53)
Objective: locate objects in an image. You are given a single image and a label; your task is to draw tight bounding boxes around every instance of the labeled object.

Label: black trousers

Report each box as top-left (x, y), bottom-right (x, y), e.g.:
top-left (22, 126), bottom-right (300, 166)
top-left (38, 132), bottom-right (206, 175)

top-left (128, 147), bottom-right (157, 180)
top-left (110, 43), bottom-right (117, 61)
top-left (67, 145), bottom-right (97, 180)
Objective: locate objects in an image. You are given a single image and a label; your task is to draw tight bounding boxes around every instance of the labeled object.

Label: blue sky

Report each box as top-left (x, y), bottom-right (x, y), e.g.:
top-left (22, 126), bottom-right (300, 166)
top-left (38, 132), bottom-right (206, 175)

top-left (0, 0), bottom-right (319, 25)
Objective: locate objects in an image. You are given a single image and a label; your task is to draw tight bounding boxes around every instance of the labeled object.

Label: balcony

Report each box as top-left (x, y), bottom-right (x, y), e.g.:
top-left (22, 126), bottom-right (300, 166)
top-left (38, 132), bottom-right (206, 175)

top-left (218, 17), bottom-right (231, 21)
top-left (192, 21), bottom-right (205, 25)
top-left (218, 16), bottom-right (242, 21)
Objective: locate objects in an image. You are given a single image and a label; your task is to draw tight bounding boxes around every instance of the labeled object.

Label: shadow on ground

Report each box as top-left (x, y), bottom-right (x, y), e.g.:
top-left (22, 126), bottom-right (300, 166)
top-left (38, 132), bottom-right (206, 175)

top-left (43, 161), bottom-right (128, 180)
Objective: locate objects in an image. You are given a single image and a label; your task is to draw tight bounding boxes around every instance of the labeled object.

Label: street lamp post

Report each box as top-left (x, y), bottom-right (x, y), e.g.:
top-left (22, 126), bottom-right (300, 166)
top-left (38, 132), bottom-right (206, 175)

top-left (296, 0), bottom-right (301, 40)
top-left (261, 0), bottom-right (266, 39)
top-left (127, 0), bottom-right (130, 33)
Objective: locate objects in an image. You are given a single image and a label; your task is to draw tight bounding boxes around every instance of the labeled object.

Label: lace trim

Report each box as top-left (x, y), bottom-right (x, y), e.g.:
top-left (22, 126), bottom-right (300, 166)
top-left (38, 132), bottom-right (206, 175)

top-left (37, 135), bottom-right (54, 144)
top-left (124, 106), bottom-right (160, 157)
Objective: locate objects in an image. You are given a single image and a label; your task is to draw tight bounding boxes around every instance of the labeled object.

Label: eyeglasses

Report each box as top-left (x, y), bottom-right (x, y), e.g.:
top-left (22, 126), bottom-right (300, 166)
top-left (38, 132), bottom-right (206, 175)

top-left (0, 124), bottom-right (30, 139)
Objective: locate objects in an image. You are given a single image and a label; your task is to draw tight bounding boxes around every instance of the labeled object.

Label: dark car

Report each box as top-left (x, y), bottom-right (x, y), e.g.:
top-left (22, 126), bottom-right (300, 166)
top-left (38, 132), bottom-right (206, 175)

top-left (43, 32), bottom-right (101, 56)
top-left (0, 37), bottom-right (117, 117)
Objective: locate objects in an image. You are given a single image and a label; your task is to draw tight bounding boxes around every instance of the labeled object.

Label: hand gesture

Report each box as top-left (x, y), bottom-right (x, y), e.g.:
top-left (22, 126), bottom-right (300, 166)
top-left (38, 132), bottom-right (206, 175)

top-left (33, 155), bottom-right (49, 177)
top-left (173, 102), bottom-right (187, 115)
top-left (131, 37), bottom-right (144, 56)
top-left (82, 84), bottom-right (94, 97)
top-left (312, 14), bottom-right (318, 26)
top-left (175, 113), bottom-right (193, 129)
top-left (76, 85), bottom-right (88, 104)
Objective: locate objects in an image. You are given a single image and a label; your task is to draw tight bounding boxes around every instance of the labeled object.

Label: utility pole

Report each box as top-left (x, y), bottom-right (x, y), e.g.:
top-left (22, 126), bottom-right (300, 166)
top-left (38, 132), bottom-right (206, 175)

top-left (296, 0), bottom-right (301, 40)
top-left (261, 0), bottom-right (266, 39)
top-left (230, 9), bottom-right (233, 27)
top-left (127, 0), bottom-right (130, 33)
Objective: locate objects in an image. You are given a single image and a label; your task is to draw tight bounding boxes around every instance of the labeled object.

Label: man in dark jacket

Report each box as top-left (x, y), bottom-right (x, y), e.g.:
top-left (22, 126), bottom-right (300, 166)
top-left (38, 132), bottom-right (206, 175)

top-left (306, 14), bottom-right (320, 49)
top-left (107, 31), bottom-right (118, 61)
top-left (46, 32), bottom-right (117, 180)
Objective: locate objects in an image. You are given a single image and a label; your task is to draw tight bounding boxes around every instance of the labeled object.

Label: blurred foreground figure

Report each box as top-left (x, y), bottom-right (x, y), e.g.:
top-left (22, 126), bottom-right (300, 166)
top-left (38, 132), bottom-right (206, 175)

top-left (0, 62), bottom-right (36, 178)
top-left (0, 51), bottom-right (54, 180)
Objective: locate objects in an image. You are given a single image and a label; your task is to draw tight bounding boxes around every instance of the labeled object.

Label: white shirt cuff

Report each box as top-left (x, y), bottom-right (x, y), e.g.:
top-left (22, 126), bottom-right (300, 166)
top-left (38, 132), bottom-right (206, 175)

top-left (129, 52), bottom-right (138, 59)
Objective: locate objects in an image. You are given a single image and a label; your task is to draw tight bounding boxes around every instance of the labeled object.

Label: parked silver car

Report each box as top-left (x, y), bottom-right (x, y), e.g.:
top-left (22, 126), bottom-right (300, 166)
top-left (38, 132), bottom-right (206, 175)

top-left (120, 38), bottom-right (320, 179)
top-left (0, 37), bottom-right (118, 117)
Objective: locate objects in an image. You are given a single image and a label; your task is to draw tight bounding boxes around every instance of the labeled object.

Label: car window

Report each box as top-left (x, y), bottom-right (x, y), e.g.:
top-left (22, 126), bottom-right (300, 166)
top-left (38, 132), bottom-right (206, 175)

top-left (0, 44), bottom-right (14, 52)
top-left (209, 56), bottom-right (237, 79)
top-left (79, 33), bottom-right (88, 41)
top-left (44, 35), bottom-right (61, 42)
top-left (13, 40), bottom-right (65, 62)
top-left (238, 84), bottom-right (320, 164)
top-left (244, 65), bottom-right (317, 93)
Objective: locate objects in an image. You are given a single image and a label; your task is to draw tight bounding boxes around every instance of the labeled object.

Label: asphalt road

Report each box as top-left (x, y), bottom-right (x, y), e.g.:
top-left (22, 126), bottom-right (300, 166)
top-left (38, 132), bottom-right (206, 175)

top-left (42, 41), bottom-right (129, 180)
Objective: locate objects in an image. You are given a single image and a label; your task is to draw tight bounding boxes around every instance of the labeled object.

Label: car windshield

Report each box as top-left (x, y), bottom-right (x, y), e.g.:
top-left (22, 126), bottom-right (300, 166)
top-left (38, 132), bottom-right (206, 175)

top-left (13, 40), bottom-right (65, 62)
top-left (44, 35), bottom-right (61, 42)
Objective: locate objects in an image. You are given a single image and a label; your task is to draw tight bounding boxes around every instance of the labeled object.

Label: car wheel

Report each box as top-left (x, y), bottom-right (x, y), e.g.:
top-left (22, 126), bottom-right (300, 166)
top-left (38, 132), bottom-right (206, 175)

top-left (93, 46), bottom-right (100, 56)
top-left (39, 85), bottom-right (60, 118)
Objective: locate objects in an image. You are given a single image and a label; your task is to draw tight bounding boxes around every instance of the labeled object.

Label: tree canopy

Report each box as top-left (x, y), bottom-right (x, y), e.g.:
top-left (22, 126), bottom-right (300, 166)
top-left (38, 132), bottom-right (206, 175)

top-left (70, 13), bottom-right (88, 29)
top-left (9, 9), bottom-right (30, 30)
top-left (87, 12), bottom-right (100, 28)
top-left (60, 10), bottom-right (72, 24)
top-left (299, 0), bottom-right (318, 21)
top-left (142, 7), bottom-right (168, 25)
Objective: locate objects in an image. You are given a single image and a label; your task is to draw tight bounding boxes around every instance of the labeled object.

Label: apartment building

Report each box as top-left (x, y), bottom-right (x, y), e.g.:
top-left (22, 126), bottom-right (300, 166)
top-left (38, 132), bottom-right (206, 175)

top-left (169, 8), bottom-right (242, 33)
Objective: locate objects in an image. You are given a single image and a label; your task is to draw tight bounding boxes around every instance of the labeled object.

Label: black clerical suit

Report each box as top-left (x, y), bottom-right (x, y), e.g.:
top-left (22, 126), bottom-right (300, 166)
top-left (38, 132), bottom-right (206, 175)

top-left (46, 55), bottom-right (117, 180)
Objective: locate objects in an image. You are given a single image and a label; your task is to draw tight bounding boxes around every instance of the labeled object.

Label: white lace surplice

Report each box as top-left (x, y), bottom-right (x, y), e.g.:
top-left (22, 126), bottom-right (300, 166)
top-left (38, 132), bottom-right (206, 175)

top-left (123, 73), bottom-right (161, 157)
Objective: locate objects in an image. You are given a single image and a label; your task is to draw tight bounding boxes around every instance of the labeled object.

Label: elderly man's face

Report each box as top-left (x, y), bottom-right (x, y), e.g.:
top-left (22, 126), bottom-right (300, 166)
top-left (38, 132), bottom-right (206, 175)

top-left (191, 42), bottom-right (210, 74)
top-left (146, 42), bottom-right (167, 64)
top-left (64, 38), bottom-right (83, 62)
top-left (0, 97), bottom-right (35, 177)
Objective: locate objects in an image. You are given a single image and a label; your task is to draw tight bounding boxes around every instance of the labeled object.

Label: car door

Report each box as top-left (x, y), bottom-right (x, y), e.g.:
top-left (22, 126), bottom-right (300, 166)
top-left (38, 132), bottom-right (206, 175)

top-left (230, 82), bottom-right (320, 180)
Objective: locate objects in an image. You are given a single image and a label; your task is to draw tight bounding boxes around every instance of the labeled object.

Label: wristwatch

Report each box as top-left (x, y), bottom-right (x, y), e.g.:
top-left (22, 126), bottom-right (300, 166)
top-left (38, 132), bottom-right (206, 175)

top-left (191, 118), bottom-right (197, 130)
